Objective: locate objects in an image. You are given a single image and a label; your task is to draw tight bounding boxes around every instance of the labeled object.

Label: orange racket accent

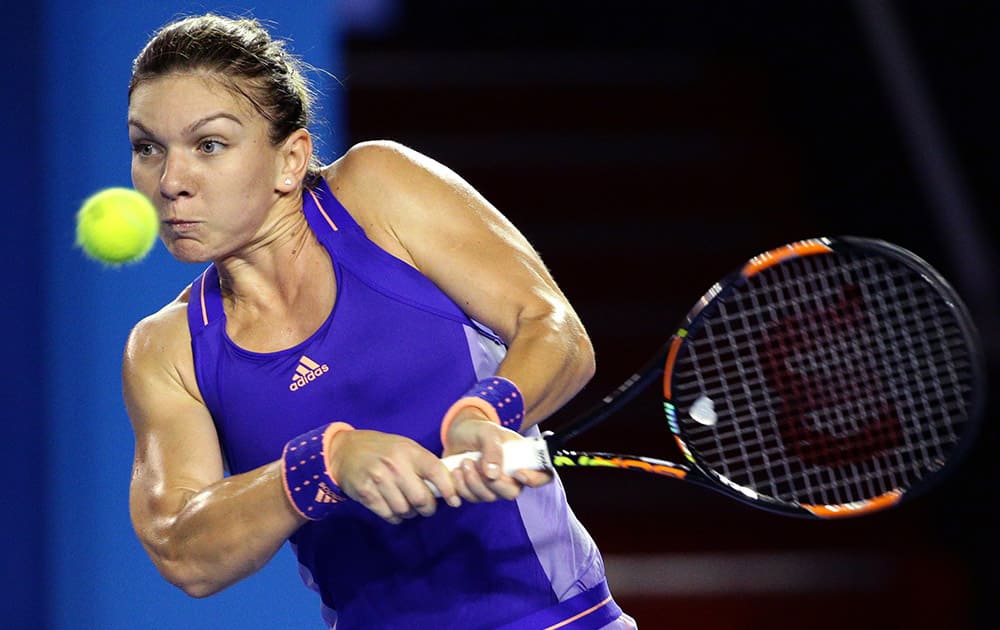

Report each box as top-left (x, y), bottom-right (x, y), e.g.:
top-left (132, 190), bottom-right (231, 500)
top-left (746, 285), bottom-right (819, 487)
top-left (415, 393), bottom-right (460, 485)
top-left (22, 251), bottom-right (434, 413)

top-left (741, 239), bottom-right (833, 277)
top-left (673, 435), bottom-right (694, 463)
top-left (567, 452), bottom-right (689, 480)
top-left (801, 490), bottom-right (903, 518)
top-left (607, 456), bottom-right (688, 479)
top-left (662, 333), bottom-right (686, 399)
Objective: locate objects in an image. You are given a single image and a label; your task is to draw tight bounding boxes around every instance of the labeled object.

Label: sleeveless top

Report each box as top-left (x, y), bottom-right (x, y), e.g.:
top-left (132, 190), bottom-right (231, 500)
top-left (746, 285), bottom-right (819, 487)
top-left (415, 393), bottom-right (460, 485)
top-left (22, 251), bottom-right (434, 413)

top-left (187, 179), bottom-right (616, 629)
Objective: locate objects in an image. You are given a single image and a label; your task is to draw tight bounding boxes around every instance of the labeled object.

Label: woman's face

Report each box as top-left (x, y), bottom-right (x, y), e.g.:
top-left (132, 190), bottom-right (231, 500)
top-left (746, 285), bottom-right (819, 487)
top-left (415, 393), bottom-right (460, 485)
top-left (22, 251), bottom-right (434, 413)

top-left (128, 72), bottom-right (286, 263)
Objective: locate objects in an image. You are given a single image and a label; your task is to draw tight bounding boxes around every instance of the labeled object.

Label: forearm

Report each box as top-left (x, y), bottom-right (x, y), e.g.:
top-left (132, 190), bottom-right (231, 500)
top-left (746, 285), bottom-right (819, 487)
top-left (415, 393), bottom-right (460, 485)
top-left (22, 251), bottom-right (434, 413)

top-left (439, 306), bottom-right (579, 495)
top-left (494, 304), bottom-right (595, 430)
top-left (135, 460), bottom-right (304, 598)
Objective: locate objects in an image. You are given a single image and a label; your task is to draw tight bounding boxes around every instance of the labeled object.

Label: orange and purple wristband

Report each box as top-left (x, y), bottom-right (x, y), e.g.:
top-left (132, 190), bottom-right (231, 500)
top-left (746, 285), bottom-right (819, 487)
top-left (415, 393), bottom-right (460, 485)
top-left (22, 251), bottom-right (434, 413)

top-left (440, 377), bottom-right (525, 449)
top-left (281, 422), bottom-right (354, 520)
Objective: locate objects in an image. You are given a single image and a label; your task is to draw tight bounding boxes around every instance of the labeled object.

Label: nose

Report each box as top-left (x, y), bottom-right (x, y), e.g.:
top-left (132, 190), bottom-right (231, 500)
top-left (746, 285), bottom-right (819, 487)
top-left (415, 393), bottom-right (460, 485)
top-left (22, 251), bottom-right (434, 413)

top-left (159, 151), bottom-right (194, 200)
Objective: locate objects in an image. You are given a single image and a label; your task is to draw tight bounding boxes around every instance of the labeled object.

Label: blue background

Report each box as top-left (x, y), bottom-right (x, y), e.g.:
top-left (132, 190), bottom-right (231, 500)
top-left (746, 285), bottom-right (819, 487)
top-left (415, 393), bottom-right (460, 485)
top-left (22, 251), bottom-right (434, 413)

top-left (3, 2), bottom-right (997, 628)
top-left (2, 2), bottom-right (340, 627)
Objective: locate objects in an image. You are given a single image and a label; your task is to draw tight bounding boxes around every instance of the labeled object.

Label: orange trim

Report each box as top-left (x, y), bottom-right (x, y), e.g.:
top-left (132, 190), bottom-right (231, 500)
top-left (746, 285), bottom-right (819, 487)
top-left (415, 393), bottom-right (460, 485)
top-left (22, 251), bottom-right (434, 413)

top-left (320, 422), bottom-right (356, 486)
top-left (741, 239), bottom-right (832, 277)
top-left (199, 273), bottom-right (209, 326)
top-left (309, 189), bottom-right (339, 231)
top-left (802, 490), bottom-right (903, 518)
top-left (662, 334), bottom-right (685, 399)
top-left (543, 595), bottom-right (613, 630)
top-left (439, 397), bottom-right (501, 450)
top-left (608, 456), bottom-right (687, 479)
top-left (673, 435), bottom-right (695, 463)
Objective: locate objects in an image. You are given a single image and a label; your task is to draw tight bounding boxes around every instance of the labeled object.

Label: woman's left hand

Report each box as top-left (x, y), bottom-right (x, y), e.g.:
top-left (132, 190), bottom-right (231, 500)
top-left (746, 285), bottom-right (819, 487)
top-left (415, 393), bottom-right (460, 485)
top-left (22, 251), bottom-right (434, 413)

top-left (443, 409), bottom-right (553, 502)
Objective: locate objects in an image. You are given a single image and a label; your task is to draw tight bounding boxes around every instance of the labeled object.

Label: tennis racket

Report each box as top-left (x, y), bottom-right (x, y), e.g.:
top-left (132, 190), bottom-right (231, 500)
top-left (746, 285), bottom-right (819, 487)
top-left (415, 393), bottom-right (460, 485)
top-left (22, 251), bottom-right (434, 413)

top-left (440, 237), bottom-right (985, 518)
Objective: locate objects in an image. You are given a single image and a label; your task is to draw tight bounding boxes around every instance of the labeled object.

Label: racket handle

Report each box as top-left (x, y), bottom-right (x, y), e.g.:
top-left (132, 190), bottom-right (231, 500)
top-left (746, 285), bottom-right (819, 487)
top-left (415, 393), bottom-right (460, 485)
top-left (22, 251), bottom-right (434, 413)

top-left (426, 436), bottom-right (552, 497)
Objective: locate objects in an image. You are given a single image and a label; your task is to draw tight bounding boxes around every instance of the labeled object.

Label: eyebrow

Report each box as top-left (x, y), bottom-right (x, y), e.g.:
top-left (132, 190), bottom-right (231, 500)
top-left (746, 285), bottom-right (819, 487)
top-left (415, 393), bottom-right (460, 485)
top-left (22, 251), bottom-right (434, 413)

top-left (127, 112), bottom-right (244, 138)
top-left (186, 112), bottom-right (244, 134)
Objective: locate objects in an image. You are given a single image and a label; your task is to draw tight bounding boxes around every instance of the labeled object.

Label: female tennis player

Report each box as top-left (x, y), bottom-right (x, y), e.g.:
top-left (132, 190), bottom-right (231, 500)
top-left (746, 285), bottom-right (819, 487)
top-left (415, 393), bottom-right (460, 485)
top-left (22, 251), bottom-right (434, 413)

top-left (122, 13), bottom-right (635, 629)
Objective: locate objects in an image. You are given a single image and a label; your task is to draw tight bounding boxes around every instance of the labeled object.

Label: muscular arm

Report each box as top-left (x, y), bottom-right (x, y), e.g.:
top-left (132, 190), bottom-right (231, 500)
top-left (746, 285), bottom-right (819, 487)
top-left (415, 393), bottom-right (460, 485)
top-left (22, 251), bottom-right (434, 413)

top-left (123, 302), bottom-right (305, 597)
top-left (125, 300), bottom-right (463, 595)
top-left (127, 142), bottom-right (592, 593)
top-left (328, 141), bottom-right (596, 430)
top-left (326, 142), bottom-right (596, 498)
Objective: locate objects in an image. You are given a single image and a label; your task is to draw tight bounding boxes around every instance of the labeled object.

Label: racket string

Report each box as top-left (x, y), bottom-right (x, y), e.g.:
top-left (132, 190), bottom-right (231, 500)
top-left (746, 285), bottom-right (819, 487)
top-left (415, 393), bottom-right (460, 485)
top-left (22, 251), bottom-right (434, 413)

top-left (671, 250), bottom-right (975, 508)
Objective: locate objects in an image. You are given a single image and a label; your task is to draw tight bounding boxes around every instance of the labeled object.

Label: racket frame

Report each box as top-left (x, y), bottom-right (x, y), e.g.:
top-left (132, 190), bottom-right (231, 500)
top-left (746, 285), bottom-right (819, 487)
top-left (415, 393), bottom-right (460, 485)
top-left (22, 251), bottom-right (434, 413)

top-left (441, 237), bottom-right (985, 520)
top-left (656, 237), bottom-right (985, 518)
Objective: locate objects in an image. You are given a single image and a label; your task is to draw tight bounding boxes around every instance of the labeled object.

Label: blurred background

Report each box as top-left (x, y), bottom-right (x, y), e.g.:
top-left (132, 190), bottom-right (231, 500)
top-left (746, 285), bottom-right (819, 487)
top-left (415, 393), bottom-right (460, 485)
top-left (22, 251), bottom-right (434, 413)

top-left (2, 1), bottom-right (996, 628)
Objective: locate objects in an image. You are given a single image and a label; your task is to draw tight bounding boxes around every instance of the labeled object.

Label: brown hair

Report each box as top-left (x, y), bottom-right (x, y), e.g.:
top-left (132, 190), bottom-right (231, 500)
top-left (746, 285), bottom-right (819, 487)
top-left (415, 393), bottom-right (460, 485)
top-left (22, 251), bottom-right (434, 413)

top-left (130, 14), bottom-right (322, 175)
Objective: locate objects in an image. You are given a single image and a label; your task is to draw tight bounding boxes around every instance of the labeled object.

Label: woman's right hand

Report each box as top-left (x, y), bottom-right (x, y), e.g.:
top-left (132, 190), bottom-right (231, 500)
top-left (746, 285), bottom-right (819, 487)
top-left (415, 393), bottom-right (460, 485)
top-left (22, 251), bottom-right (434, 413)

top-left (325, 429), bottom-right (462, 524)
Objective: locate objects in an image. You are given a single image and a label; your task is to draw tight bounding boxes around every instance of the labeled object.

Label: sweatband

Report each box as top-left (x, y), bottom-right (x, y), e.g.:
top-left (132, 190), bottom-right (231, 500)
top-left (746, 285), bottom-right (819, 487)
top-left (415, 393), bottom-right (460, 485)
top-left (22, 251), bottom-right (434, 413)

top-left (281, 422), bottom-right (354, 520)
top-left (440, 377), bottom-right (525, 449)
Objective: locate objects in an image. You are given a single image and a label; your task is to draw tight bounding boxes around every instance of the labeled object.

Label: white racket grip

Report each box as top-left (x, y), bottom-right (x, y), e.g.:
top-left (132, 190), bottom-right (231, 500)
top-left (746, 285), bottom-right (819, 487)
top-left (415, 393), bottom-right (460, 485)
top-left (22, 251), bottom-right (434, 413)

top-left (427, 436), bottom-right (552, 498)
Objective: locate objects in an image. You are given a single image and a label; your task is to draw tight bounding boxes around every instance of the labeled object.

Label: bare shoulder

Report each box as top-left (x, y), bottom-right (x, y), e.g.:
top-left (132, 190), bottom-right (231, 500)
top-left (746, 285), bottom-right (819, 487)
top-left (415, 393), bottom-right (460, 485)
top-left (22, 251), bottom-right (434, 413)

top-left (322, 141), bottom-right (464, 219)
top-left (123, 287), bottom-right (203, 406)
top-left (125, 289), bottom-right (190, 362)
top-left (321, 140), bottom-right (447, 264)
top-left (323, 139), bottom-right (431, 186)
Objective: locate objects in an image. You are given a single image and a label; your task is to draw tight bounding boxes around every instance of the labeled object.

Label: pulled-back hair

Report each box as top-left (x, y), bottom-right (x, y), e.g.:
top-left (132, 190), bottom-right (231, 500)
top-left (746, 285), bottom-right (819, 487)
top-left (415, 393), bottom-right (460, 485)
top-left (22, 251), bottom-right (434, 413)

top-left (130, 14), bottom-right (321, 173)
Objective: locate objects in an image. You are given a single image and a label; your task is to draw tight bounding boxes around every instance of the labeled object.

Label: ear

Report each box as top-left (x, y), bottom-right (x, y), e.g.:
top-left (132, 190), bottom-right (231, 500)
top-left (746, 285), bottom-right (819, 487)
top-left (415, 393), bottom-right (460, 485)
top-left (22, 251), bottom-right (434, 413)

top-left (276, 128), bottom-right (313, 193)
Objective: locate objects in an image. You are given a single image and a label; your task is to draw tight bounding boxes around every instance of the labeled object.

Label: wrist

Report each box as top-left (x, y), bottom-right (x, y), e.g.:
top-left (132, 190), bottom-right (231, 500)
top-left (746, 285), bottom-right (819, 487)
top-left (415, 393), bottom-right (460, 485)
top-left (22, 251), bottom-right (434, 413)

top-left (281, 422), bottom-right (354, 520)
top-left (440, 377), bottom-right (524, 450)
top-left (321, 423), bottom-right (353, 486)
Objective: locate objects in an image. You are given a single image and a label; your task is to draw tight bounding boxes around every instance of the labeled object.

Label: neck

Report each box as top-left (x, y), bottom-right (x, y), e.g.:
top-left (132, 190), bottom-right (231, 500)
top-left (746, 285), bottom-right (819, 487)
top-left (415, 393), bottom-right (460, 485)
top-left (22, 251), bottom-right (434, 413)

top-left (216, 199), bottom-right (329, 312)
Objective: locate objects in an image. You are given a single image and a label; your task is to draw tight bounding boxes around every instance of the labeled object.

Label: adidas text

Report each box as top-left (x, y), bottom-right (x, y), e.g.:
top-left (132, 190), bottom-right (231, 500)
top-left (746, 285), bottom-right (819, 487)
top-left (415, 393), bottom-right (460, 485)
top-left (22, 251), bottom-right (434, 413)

top-left (290, 357), bottom-right (330, 391)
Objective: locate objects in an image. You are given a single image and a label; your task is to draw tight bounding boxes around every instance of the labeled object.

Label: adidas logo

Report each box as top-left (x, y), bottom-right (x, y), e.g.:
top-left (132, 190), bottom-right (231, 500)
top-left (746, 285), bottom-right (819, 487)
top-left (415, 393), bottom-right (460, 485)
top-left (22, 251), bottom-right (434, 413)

top-left (289, 355), bottom-right (330, 391)
top-left (314, 481), bottom-right (343, 504)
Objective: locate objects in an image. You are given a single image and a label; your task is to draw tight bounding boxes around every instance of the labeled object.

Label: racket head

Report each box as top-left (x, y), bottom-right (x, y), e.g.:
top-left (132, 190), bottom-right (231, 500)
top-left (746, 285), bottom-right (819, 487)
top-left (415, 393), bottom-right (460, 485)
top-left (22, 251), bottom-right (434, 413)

top-left (662, 237), bottom-right (985, 518)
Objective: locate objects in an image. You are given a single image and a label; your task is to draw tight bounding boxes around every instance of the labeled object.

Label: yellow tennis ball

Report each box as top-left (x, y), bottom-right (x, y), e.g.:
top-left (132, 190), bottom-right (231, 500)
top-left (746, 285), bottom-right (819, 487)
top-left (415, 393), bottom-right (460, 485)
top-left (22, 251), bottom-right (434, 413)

top-left (76, 188), bottom-right (158, 265)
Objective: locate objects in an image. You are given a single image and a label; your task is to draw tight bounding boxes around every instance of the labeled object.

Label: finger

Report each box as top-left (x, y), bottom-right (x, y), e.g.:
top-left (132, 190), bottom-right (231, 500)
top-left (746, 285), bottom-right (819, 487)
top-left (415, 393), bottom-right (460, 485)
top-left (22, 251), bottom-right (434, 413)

top-left (484, 474), bottom-right (522, 501)
top-left (512, 468), bottom-right (554, 488)
top-left (449, 459), bottom-right (477, 502)
top-left (397, 476), bottom-right (440, 518)
top-left (374, 475), bottom-right (419, 520)
top-left (352, 482), bottom-right (404, 525)
top-left (476, 435), bottom-right (505, 482)
top-left (460, 458), bottom-right (499, 502)
top-left (422, 463), bottom-right (462, 508)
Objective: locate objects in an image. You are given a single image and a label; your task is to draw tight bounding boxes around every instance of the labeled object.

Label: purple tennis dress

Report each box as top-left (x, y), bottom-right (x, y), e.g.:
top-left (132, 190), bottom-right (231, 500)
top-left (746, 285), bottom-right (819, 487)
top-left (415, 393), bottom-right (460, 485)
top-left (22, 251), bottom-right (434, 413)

top-left (187, 179), bottom-right (622, 629)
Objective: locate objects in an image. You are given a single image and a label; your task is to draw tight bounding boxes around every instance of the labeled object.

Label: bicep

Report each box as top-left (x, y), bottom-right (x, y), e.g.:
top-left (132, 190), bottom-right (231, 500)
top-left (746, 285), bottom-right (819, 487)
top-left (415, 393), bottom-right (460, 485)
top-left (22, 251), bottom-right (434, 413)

top-left (337, 142), bottom-right (571, 340)
top-left (123, 319), bottom-right (225, 536)
top-left (405, 164), bottom-right (576, 345)
top-left (329, 142), bottom-right (595, 427)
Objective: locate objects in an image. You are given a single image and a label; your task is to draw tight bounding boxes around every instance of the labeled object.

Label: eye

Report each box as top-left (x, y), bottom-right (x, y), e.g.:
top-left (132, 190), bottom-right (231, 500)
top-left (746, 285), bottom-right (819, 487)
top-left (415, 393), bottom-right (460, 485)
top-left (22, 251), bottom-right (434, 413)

top-left (199, 140), bottom-right (225, 154)
top-left (132, 142), bottom-right (158, 157)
